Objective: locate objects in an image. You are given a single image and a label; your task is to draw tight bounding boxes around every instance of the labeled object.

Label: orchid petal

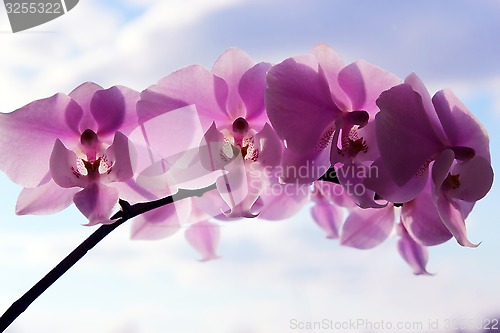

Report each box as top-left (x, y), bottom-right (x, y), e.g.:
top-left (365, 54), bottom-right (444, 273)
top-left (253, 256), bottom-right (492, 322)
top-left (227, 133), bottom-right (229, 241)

top-left (239, 62), bottom-right (272, 130)
top-left (73, 183), bottom-right (118, 226)
top-left (212, 48), bottom-right (256, 119)
top-left (436, 195), bottom-right (479, 247)
top-left (0, 93), bottom-right (82, 187)
top-left (433, 89), bottom-right (490, 161)
top-left (340, 205), bottom-right (395, 249)
top-left (91, 86), bottom-right (140, 138)
top-left (449, 156), bottom-right (493, 202)
top-left (338, 60), bottom-right (401, 117)
top-left (311, 202), bottom-right (343, 239)
top-left (50, 139), bottom-right (89, 188)
top-left (101, 132), bottom-right (135, 184)
top-left (185, 221), bottom-right (221, 261)
top-left (397, 224), bottom-right (432, 275)
top-left (16, 179), bottom-right (79, 215)
top-left (266, 55), bottom-right (340, 154)
top-left (280, 141), bottom-right (331, 184)
top-left (376, 84), bottom-right (443, 186)
top-left (138, 65), bottom-right (230, 128)
top-left (253, 123), bottom-right (283, 168)
top-left (401, 191), bottom-right (452, 246)
top-left (313, 181), bottom-right (357, 208)
top-left (68, 82), bottom-right (103, 132)
top-left (431, 149), bottom-right (455, 190)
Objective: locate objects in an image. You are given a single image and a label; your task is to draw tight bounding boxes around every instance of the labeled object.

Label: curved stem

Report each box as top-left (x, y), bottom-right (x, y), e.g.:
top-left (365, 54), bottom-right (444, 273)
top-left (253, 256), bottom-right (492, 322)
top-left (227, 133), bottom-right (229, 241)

top-left (0, 183), bottom-right (217, 332)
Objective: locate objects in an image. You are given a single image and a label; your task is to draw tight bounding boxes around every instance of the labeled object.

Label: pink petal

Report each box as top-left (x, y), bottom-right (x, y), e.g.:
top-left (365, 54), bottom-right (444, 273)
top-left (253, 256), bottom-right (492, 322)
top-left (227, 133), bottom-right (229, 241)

top-left (432, 89), bottom-right (491, 161)
top-left (338, 60), bottom-right (401, 117)
top-left (449, 156), bottom-right (493, 202)
top-left (101, 132), bottom-right (135, 183)
top-left (431, 149), bottom-right (455, 190)
top-left (253, 123), bottom-right (283, 168)
top-left (239, 62), bottom-right (272, 130)
top-left (0, 93), bottom-right (82, 187)
top-left (311, 43), bottom-right (350, 110)
top-left (266, 55), bottom-right (341, 154)
top-left (364, 158), bottom-right (428, 203)
top-left (185, 221), bottom-right (221, 261)
top-left (16, 179), bottom-right (79, 215)
top-left (130, 198), bottom-right (191, 240)
top-left (375, 84), bottom-right (444, 186)
top-left (91, 85), bottom-right (140, 138)
top-left (73, 182), bottom-right (119, 226)
top-left (138, 65), bottom-right (230, 128)
top-left (212, 48), bottom-right (256, 119)
top-left (401, 191), bottom-right (452, 246)
top-left (50, 139), bottom-right (89, 188)
top-left (311, 202), bottom-right (343, 239)
top-left (313, 181), bottom-right (357, 208)
top-left (436, 195), bottom-right (479, 248)
top-left (397, 224), bottom-right (432, 275)
top-left (279, 140), bottom-right (331, 184)
top-left (68, 82), bottom-right (103, 132)
top-left (340, 205), bottom-right (395, 249)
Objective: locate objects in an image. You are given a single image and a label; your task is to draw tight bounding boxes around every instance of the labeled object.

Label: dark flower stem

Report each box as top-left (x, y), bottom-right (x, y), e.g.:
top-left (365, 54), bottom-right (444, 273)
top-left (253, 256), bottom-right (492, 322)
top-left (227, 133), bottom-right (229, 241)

top-left (0, 183), bottom-right (217, 332)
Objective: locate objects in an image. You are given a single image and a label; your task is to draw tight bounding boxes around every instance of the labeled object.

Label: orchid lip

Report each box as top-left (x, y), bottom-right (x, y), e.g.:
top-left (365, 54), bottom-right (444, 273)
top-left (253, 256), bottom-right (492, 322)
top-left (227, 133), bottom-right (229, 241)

top-left (232, 117), bottom-right (249, 134)
top-left (80, 129), bottom-right (99, 146)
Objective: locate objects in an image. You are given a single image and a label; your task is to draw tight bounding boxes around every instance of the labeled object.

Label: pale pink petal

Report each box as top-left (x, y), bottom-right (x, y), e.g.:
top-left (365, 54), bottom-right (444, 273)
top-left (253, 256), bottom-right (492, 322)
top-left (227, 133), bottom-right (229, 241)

top-left (138, 65), bottom-right (230, 128)
top-left (253, 123), bottom-right (283, 168)
top-left (239, 62), bottom-right (272, 130)
top-left (91, 85), bottom-right (140, 138)
top-left (101, 132), bottom-right (135, 183)
top-left (340, 205), bottom-right (395, 249)
top-left (364, 158), bottom-right (428, 203)
top-left (191, 189), bottom-right (231, 221)
top-left (266, 55), bottom-right (340, 154)
top-left (312, 43), bottom-right (350, 110)
top-left (185, 221), bottom-right (221, 261)
top-left (401, 191), bottom-right (452, 246)
top-left (311, 202), bottom-right (343, 239)
top-left (432, 89), bottom-right (491, 161)
top-left (449, 156), bottom-right (493, 202)
top-left (0, 93), bottom-right (82, 187)
top-left (68, 82), bottom-right (103, 132)
top-left (199, 122), bottom-right (229, 172)
top-left (16, 179), bottom-right (79, 215)
top-left (375, 84), bottom-right (444, 186)
top-left (397, 224), bottom-right (432, 275)
top-left (130, 198), bottom-right (191, 240)
top-left (73, 182), bottom-right (118, 226)
top-left (338, 60), bottom-right (401, 117)
top-left (313, 181), bottom-right (357, 208)
top-left (212, 48), bottom-right (256, 119)
top-left (436, 195), bottom-right (479, 248)
top-left (50, 139), bottom-right (89, 188)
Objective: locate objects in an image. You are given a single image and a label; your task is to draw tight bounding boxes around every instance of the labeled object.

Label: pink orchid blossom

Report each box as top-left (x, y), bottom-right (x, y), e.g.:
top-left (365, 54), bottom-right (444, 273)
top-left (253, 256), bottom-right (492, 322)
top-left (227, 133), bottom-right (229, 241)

top-left (0, 82), bottom-right (139, 225)
top-left (375, 74), bottom-right (493, 246)
top-left (397, 223), bottom-right (431, 275)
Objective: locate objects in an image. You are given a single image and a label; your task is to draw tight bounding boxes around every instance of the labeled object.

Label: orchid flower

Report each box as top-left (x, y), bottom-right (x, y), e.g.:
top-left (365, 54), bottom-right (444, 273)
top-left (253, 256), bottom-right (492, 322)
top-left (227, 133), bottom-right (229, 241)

top-left (0, 82), bottom-right (139, 225)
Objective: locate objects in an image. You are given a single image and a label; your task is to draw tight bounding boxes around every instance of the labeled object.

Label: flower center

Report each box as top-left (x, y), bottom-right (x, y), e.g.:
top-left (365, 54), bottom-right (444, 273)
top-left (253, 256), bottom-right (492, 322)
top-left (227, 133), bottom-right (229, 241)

top-left (443, 172), bottom-right (461, 190)
top-left (232, 117), bottom-right (249, 135)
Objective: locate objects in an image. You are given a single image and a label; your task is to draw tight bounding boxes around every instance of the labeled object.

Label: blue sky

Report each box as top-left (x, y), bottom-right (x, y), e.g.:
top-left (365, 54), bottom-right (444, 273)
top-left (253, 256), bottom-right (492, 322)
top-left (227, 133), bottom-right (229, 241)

top-left (1, 0), bottom-right (500, 332)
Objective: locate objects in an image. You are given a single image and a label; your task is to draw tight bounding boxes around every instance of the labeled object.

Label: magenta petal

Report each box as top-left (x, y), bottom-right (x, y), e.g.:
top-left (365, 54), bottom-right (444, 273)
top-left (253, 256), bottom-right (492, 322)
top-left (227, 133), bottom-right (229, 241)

top-left (280, 142), bottom-right (331, 184)
top-left (130, 198), bottom-right (191, 240)
top-left (312, 43), bottom-right (350, 110)
top-left (91, 86), bottom-right (139, 137)
top-left (311, 202), bottom-right (343, 239)
top-left (450, 156), bottom-right (493, 202)
top-left (185, 221), bottom-right (221, 261)
top-left (212, 48), bottom-right (256, 119)
top-left (138, 65), bottom-right (230, 128)
top-left (69, 82), bottom-right (103, 132)
top-left (73, 182), bottom-right (118, 226)
top-left (432, 89), bottom-right (491, 160)
top-left (0, 93), bottom-right (82, 187)
top-left (239, 62), bottom-right (272, 129)
top-left (436, 195), bottom-right (479, 248)
top-left (16, 179), bottom-right (79, 215)
top-left (364, 158), bottom-right (427, 203)
top-left (431, 149), bottom-right (455, 190)
top-left (50, 139), bottom-right (89, 188)
top-left (340, 205), bottom-right (395, 249)
top-left (397, 224), bottom-right (432, 275)
top-left (338, 60), bottom-right (401, 117)
top-left (376, 84), bottom-right (443, 186)
top-left (253, 123), bottom-right (283, 168)
top-left (266, 55), bottom-right (340, 154)
top-left (313, 181), bottom-right (357, 208)
top-left (101, 132), bottom-right (135, 183)
top-left (401, 191), bottom-right (452, 246)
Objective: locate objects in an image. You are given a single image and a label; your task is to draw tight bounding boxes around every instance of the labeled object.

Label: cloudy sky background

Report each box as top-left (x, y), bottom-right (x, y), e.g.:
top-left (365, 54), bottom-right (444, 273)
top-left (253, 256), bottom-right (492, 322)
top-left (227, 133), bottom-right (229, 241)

top-left (1, 0), bottom-right (500, 332)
